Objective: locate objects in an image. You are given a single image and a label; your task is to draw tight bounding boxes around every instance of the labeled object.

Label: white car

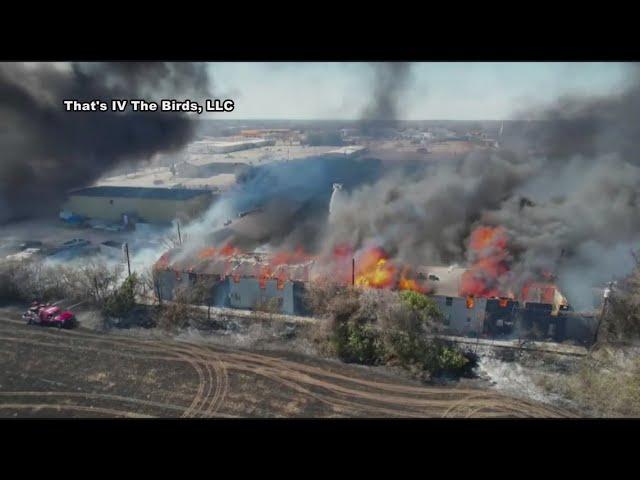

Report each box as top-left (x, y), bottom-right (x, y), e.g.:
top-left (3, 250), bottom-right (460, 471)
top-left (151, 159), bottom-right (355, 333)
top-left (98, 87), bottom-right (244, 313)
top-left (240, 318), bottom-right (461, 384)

top-left (6, 248), bottom-right (41, 261)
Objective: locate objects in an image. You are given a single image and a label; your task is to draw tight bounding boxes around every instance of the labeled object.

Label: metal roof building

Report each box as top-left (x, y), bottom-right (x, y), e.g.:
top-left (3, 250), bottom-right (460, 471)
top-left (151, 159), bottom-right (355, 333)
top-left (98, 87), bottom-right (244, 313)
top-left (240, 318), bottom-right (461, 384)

top-left (63, 186), bottom-right (215, 224)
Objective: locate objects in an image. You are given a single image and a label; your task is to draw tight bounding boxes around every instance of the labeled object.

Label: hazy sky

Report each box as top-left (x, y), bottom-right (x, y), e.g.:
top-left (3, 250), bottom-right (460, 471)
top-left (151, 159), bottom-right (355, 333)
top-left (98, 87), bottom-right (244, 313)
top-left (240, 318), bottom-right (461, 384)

top-left (208, 62), bottom-right (633, 120)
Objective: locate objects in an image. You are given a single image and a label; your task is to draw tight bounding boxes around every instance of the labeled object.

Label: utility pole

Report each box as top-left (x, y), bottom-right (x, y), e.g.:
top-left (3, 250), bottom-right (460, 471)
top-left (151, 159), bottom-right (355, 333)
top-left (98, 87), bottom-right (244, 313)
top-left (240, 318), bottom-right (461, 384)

top-left (593, 281), bottom-right (614, 345)
top-left (93, 276), bottom-right (100, 302)
top-left (155, 277), bottom-right (163, 306)
top-left (177, 221), bottom-right (182, 245)
top-left (352, 258), bottom-right (355, 286)
top-left (123, 242), bottom-right (131, 277)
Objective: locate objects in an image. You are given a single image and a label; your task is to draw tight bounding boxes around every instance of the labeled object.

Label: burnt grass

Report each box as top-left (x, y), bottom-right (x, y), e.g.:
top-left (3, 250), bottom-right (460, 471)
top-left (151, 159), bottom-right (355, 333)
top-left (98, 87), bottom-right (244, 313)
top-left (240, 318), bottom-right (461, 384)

top-left (0, 306), bottom-right (572, 418)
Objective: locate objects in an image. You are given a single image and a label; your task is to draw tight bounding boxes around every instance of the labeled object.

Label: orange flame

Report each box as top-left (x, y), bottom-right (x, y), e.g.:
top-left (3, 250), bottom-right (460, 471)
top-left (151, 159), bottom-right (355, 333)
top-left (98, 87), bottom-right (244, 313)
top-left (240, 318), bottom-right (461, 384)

top-left (398, 266), bottom-right (428, 293)
top-left (354, 247), bottom-right (397, 289)
top-left (219, 244), bottom-right (240, 257)
top-left (351, 247), bottom-right (427, 293)
top-left (162, 242), bottom-right (428, 294)
top-left (198, 247), bottom-right (217, 259)
top-left (460, 226), bottom-right (510, 298)
top-left (521, 282), bottom-right (559, 304)
top-left (466, 295), bottom-right (475, 309)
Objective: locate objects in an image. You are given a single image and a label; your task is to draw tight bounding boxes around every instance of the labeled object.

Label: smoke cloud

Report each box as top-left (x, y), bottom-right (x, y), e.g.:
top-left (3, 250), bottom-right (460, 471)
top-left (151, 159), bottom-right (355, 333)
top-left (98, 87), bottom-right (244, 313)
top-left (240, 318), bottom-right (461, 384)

top-left (159, 62), bottom-right (638, 311)
top-left (359, 62), bottom-right (413, 136)
top-left (0, 62), bottom-right (210, 223)
top-left (328, 66), bottom-right (640, 309)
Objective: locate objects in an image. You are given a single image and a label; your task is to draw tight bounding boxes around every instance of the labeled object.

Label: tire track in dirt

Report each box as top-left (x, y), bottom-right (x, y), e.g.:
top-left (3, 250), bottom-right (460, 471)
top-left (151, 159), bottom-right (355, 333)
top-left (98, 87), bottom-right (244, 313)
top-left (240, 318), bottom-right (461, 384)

top-left (0, 319), bottom-right (227, 418)
top-left (0, 391), bottom-right (188, 415)
top-left (213, 350), bottom-right (569, 417)
top-left (0, 403), bottom-right (152, 418)
top-left (147, 341), bottom-right (220, 418)
top-left (222, 349), bottom-right (492, 397)
top-left (0, 315), bottom-right (488, 412)
top-left (177, 345), bottom-right (569, 417)
top-left (0, 315), bottom-right (571, 418)
top-left (177, 342), bottom-right (229, 417)
top-left (0, 322), bottom-right (209, 417)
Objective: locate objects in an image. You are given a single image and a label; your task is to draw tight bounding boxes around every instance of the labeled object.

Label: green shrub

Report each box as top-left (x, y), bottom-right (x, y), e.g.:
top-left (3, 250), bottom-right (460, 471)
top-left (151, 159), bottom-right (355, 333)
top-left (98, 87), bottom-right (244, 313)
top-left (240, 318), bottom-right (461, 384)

top-left (308, 283), bottom-right (473, 378)
top-left (384, 332), bottom-right (470, 376)
top-left (399, 290), bottom-right (440, 318)
top-left (103, 273), bottom-right (138, 319)
top-left (331, 321), bottom-right (384, 365)
top-left (384, 329), bottom-right (429, 366)
top-left (436, 344), bottom-right (470, 373)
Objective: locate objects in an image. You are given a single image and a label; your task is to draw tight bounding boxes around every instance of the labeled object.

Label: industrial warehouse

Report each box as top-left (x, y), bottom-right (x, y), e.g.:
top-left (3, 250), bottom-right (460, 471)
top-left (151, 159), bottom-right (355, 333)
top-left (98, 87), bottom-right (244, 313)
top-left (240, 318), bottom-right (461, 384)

top-left (154, 247), bottom-right (312, 315)
top-left (62, 186), bottom-right (216, 225)
top-left (153, 244), bottom-right (598, 345)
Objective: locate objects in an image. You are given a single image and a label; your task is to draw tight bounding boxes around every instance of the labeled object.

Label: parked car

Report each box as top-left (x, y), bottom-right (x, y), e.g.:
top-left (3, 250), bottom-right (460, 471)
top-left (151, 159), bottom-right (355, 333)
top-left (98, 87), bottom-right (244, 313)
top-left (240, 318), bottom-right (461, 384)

top-left (6, 248), bottom-right (41, 261)
top-left (61, 238), bottom-right (91, 248)
top-left (19, 240), bottom-right (43, 250)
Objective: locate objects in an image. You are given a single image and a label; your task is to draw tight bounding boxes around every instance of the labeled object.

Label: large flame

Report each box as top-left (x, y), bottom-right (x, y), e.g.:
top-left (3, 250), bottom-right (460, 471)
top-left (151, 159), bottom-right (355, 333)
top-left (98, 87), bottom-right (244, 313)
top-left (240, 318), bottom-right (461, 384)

top-left (460, 226), bottom-right (510, 298)
top-left (459, 226), bottom-right (565, 306)
top-left (354, 247), bottom-right (397, 289)
top-left (158, 242), bottom-right (427, 294)
top-left (351, 246), bottom-right (427, 293)
top-left (156, 227), bottom-right (569, 308)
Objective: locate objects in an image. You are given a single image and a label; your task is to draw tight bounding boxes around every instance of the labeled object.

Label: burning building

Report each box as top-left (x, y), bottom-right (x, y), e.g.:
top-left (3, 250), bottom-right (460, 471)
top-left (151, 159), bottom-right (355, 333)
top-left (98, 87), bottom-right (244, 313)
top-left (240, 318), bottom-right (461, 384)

top-left (422, 263), bottom-right (577, 341)
top-left (153, 228), bottom-right (597, 344)
top-left (154, 245), bottom-right (314, 315)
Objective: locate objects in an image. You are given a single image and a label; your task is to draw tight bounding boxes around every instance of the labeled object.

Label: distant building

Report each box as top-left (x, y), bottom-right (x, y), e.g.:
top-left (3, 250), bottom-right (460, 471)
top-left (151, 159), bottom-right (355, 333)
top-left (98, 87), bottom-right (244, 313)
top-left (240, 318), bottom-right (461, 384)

top-left (239, 129), bottom-right (295, 141)
top-left (63, 186), bottom-right (215, 224)
top-left (175, 159), bottom-right (248, 177)
top-left (326, 146), bottom-right (367, 157)
top-left (188, 137), bottom-right (275, 154)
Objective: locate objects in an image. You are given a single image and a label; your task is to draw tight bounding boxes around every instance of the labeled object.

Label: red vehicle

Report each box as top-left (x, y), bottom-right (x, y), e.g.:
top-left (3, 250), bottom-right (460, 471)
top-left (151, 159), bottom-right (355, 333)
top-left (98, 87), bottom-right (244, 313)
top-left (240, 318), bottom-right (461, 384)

top-left (23, 302), bottom-right (77, 329)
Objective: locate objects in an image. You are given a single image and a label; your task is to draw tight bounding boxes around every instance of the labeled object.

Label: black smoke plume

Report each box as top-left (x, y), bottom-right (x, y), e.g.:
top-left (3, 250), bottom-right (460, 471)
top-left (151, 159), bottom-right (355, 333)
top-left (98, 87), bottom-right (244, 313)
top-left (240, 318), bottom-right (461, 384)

top-left (359, 62), bottom-right (412, 137)
top-left (0, 62), bottom-right (210, 223)
top-left (329, 65), bottom-right (640, 309)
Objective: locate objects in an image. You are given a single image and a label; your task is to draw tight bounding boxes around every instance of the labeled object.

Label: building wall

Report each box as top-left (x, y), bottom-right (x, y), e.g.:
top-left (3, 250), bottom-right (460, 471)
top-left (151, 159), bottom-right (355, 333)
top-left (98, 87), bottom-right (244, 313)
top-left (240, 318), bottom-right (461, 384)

top-left (484, 298), bottom-right (519, 336)
top-left (156, 270), bottom-right (227, 305)
top-left (188, 139), bottom-right (275, 154)
top-left (64, 193), bottom-right (212, 223)
top-left (564, 313), bottom-right (597, 345)
top-left (228, 278), bottom-right (295, 314)
top-left (155, 271), bottom-right (298, 315)
top-left (433, 295), bottom-right (487, 337)
top-left (175, 161), bottom-right (247, 178)
top-left (431, 293), bottom-right (597, 344)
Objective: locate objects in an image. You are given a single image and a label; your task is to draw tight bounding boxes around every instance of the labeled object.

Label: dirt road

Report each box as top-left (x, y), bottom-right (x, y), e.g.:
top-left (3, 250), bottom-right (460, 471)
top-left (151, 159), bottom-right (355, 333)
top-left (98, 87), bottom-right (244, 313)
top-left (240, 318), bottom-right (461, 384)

top-left (0, 309), bottom-right (572, 418)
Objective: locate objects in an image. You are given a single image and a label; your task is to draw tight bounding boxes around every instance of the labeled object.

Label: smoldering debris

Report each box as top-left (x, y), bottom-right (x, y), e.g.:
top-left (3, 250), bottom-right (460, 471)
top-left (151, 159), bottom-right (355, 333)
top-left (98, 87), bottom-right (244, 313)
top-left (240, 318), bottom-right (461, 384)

top-left (0, 62), bottom-right (211, 224)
